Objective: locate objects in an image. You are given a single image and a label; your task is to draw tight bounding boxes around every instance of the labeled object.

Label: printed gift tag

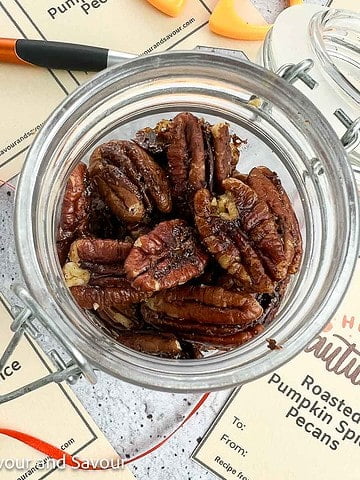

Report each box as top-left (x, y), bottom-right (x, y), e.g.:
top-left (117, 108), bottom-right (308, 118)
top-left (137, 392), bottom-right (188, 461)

top-left (193, 260), bottom-right (360, 480)
top-left (0, 294), bottom-right (135, 479)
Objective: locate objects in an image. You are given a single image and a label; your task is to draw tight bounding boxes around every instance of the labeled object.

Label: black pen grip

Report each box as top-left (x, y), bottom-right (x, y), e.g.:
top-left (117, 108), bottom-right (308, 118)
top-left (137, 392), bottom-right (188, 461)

top-left (15, 39), bottom-right (108, 71)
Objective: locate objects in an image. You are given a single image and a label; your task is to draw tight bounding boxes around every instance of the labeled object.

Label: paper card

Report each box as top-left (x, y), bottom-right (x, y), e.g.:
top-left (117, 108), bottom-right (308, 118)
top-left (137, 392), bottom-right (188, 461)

top-left (0, 294), bottom-right (135, 479)
top-left (0, 0), bottom-right (262, 182)
top-left (193, 260), bottom-right (360, 480)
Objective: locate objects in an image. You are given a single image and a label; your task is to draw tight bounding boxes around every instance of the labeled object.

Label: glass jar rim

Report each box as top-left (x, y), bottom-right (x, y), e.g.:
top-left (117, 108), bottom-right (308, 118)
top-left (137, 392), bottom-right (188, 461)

top-left (14, 50), bottom-right (360, 391)
top-left (309, 9), bottom-right (360, 106)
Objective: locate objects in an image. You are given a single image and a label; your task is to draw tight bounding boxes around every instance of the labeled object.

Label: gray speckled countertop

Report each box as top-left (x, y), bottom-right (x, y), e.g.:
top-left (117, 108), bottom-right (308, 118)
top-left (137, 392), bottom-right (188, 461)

top-left (0, 1), bottom-right (328, 479)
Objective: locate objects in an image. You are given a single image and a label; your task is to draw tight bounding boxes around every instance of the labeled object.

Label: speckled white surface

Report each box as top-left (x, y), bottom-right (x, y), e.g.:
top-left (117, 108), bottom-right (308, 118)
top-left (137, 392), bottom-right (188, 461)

top-left (0, 1), bottom-right (329, 479)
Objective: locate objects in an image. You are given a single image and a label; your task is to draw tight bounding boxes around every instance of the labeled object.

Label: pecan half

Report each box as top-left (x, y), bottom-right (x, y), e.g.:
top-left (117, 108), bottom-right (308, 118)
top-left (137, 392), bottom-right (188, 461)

top-left (114, 331), bottom-right (183, 358)
top-left (141, 304), bottom-right (247, 336)
top-left (146, 286), bottom-right (262, 326)
top-left (67, 238), bottom-right (132, 280)
top-left (70, 281), bottom-right (147, 309)
top-left (57, 163), bottom-right (90, 265)
top-left (124, 219), bottom-right (208, 293)
top-left (179, 324), bottom-right (265, 349)
top-left (246, 167), bottom-right (302, 274)
top-left (211, 123), bottom-right (239, 187)
top-left (194, 186), bottom-right (274, 292)
top-left (194, 173), bottom-right (298, 292)
top-left (69, 238), bottom-right (132, 264)
top-left (89, 140), bottom-right (172, 224)
top-left (166, 112), bottom-right (206, 205)
top-left (165, 114), bottom-right (240, 209)
top-left (96, 304), bottom-right (141, 331)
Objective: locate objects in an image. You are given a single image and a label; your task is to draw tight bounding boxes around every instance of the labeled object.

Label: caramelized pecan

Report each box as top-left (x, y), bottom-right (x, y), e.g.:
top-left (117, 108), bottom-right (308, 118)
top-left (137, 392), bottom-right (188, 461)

top-left (67, 238), bottom-right (132, 281)
top-left (166, 112), bottom-right (206, 207)
top-left (57, 163), bottom-right (90, 265)
top-left (194, 173), bottom-right (298, 292)
top-left (246, 167), bottom-right (302, 274)
top-left (124, 219), bottom-right (208, 292)
top-left (211, 123), bottom-right (239, 187)
top-left (89, 140), bottom-right (172, 223)
top-left (70, 281), bottom-right (147, 309)
top-left (224, 177), bottom-right (290, 278)
top-left (69, 238), bottom-right (132, 264)
top-left (114, 331), bottom-right (183, 358)
top-left (166, 114), bottom-right (240, 208)
top-left (146, 286), bottom-right (262, 326)
top-left (96, 304), bottom-right (141, 331)
top-left (141, 304), bottom-right (247, 335)
top-left (194, 186), bottom-right (274, 292)
top-left (179, 324), bottom-right (265, 349)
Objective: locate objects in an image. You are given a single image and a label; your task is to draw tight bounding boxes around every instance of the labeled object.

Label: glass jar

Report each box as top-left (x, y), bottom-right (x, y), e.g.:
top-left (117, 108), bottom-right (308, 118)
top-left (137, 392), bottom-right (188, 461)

top-left (259, 5), bottom-right (360, 180)
top-left (14, 50), bottom-right (359, 392)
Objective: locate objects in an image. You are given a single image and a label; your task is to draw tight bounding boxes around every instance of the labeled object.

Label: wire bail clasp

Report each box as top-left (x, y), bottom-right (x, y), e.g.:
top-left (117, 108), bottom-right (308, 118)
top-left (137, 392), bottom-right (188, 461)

top-left (276, 59), bottom-right (318, 90)
top-left (334, 109), bottom-right (360, 154)
top-left (0, 286), bottom-right (97, 405)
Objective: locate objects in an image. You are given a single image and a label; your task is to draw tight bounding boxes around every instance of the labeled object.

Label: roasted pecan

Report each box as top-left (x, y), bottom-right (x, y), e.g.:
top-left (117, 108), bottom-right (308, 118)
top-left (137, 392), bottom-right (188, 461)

top-left (166, 112), bottom-right (206, 206)
top-left (70, 281), bottom-right (147, 309)
top-left (69, 238), bottom-right (132, 264)
top-left (166, 114), bottom-right (240, 209)
top-left (124, 219), bottom-right (208, 293)
top-left (194, 173), bottom-right (298, 292)
top-left (96, 304), bottom-right (141, 331)
top-left (246, 167), bottom-right (302, 274)
top-left (141, 304), bottom-right (247, 336)
top-left (194, 186), bottom-right (274, 292)
top-left (57, 163), bottom-right (91, 265)
top-left (67, 238), bottom-right (132, 280)
top-left (89, 140), bottom-right (172, 224)
top-left (146, 286), bottom-right (262, 326)
top-left (211, 123), bottom-right (239, 187)
top-left (179, 324), bottom-right (265, 349)
top-left (114, 331), bottom-right (183, 358)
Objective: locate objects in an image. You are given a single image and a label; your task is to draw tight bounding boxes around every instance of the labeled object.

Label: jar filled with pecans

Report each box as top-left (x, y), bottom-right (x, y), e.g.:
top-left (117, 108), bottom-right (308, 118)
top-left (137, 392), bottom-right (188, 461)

top-left (13, 50), bottom-right (359, 392)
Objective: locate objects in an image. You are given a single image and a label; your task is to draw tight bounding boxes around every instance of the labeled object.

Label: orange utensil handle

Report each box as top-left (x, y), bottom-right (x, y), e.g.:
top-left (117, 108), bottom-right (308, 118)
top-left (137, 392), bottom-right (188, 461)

top-left (0, 38), bottom-right (109, 70)
top-left (0, 38), bottom-right (28, 65)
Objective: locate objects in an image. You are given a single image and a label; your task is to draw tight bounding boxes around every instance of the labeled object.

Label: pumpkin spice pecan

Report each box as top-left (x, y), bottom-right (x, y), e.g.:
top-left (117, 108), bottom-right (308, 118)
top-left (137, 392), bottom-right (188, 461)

top-left (194, 172), bottom-right (300, 292)
top-left (70, 281), bottom-right (147, 309)
top-left (57, 162), bottom-right (91, 265)
top-left (146, 286), bottom-right (263, 326)
top-left (124, 219), bottom-right (208, 293)
top-left (89, 140), bottom-right (172, 223)
top-left (60, 112), bottom-right (302, 357)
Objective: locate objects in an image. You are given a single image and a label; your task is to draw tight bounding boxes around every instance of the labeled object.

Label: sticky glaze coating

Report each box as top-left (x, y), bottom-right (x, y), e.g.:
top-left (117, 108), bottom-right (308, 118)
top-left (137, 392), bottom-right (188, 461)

top-left (58, 113), bottom-right (302, 359)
